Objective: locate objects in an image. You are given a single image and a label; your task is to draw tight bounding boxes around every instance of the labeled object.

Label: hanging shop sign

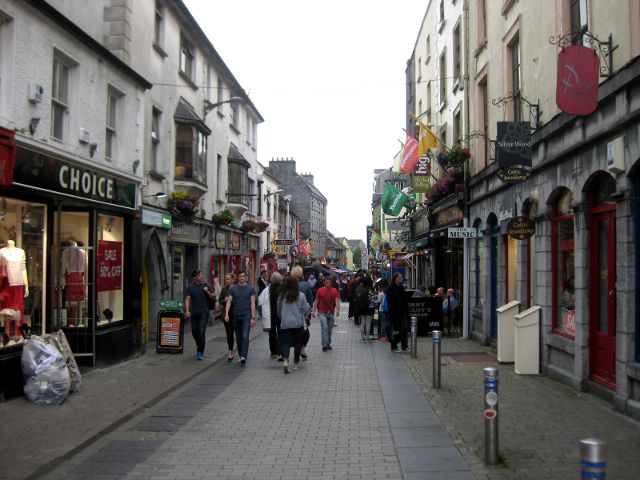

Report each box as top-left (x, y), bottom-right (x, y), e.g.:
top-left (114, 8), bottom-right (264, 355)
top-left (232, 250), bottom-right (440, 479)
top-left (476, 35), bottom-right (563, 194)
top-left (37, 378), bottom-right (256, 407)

top-left (556, 45), bottom-right (599, 116)
top-left (215, 231), bottom-right (227, 249)
top-left (497, 166), bottom-right (530, 184)
top-left (411, 155), bottom-right (431, 193)
top-left (290, 245), bottom-right (300, 257)
top-left (496, 122), bottom-right (532, 168)
top-left (448, 227), bottom-right (478, 239)
top-left (97, 240), bottom-right (123, 291)
top-left (13, 149), bottom-right (136, 208)
top-left (0, 127), bottom-right (16, 186)
top-left (273, 239), bottom-right (294, 246)
top-left (507, 216), bottom-right (535, 240)
top-left (231, 233), bottom-right (241, 249)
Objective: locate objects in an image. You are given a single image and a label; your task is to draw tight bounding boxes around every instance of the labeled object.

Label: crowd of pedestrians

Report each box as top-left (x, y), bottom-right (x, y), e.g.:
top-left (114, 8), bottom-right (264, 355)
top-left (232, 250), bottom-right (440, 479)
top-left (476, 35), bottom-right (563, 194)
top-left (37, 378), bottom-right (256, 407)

top-left (184, 266), bottom-right (459, 371)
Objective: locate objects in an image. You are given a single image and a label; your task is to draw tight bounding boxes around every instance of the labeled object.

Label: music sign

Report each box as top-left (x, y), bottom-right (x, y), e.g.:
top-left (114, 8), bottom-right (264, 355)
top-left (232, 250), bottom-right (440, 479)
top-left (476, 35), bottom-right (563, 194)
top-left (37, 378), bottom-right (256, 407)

top-left (97, 240), bottom-right (122, 291)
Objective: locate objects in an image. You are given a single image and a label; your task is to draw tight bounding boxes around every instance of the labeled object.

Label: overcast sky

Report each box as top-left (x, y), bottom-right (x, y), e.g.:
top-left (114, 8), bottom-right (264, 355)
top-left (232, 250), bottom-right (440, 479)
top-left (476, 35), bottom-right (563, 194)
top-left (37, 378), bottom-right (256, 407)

top-left (183, 0), bottom-right (427, 242)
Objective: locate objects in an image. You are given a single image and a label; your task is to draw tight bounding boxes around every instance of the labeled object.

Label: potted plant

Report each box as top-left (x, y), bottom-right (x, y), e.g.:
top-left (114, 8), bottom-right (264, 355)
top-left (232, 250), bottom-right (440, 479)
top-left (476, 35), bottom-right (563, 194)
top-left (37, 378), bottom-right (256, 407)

top-left (212, 209), bottom-right (235, 226)
top-left (241, 219), bottom-right (257, 232)
top-left (253, 221), bottom-right (270, 233)
top-left (167, 191), bottom-right (200, 223)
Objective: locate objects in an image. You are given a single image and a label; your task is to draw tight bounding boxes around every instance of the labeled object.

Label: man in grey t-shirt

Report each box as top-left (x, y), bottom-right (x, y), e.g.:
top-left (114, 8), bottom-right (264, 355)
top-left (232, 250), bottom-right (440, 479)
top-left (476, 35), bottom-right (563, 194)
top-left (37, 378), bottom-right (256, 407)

top-left (224, 271), bottom-right (256, 365)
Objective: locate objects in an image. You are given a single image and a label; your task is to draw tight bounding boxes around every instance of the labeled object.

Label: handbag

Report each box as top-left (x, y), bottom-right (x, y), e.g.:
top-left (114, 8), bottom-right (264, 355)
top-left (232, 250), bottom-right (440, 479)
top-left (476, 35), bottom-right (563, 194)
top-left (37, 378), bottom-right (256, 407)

top-left (205, 284), bottom-right (216, 310)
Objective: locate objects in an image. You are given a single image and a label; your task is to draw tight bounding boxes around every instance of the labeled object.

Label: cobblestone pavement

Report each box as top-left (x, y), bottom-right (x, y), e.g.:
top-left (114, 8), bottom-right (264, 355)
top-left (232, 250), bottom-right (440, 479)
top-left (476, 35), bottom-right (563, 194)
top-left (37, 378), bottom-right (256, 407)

top-left (1, 304), bottom-right (639, 479)
top-left (404, 335), bottom-right (640, 479)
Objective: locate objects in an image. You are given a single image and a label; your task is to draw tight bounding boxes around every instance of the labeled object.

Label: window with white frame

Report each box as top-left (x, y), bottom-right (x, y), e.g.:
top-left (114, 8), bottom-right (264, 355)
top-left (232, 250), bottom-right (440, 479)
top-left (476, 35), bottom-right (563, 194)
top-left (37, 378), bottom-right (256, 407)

top-left (150, 107), bottom-right (161, 172)
top-left (51, 53), bottom-right (71, 141)
top-left (175, 124), bottom-right (207, 184)
top-left (439, 51), bottom-right (446, 109)
top-left (179, 34), bottom-right (194, 80)
top-left (105, 88), bottom-right (120, 161)
top-left (426, 35), bottom-right (431, 64)
top-left (206, 63), bottom-right (213, 101)
top-left (453, 22), bottom-right (461, 85)
top-left (508, 35), bottom-right (521, 120)
top-left (216, 153), bottom-right (224, 201)
top-left (154, 0), bottom-right (165, 49)
top-left (217, 77), bottom-right (223, 104)
top-left (570, 0), bottom-right (589, 44)
top-left (245, 113), bottom-right (251, 144)
top-left (252, 120), bottom-right (257, 147)
top-left (230, 101), bottom-right (238, 129)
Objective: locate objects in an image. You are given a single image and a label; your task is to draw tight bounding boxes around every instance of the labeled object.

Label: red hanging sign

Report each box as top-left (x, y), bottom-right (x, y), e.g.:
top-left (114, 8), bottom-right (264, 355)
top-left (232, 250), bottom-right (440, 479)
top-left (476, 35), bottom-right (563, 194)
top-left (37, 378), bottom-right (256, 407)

top-left (556, 45), bottom-right (599, 116)
top-left (0, 127), bottom-right (16, 186)
top-left (97, 240), bottom-right (123, 291)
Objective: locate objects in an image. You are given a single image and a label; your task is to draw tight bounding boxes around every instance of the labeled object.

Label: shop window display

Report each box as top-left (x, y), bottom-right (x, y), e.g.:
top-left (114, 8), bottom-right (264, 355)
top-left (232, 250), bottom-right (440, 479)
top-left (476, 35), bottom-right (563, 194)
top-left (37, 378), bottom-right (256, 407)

top-left (96, 214), bottom-right (124, 324)
top-left (0, 200), bottom-right (46, 348)
top-left (552, 190), bottom-right (575, 337)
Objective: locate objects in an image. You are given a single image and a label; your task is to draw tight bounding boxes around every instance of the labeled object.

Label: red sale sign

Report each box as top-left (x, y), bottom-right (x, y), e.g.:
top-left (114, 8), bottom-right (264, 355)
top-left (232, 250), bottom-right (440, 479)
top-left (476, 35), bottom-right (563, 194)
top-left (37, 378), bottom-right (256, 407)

top-left (97, 240), bottom-right (122, 291)
top-left (556, 45), bottom-right (599, 116)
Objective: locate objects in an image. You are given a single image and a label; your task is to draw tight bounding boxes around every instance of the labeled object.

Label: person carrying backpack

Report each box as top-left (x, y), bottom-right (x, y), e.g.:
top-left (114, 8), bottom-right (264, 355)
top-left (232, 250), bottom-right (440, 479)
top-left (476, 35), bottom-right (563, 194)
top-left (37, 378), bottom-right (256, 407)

top-left (356, 275), bottom-right (377, 342)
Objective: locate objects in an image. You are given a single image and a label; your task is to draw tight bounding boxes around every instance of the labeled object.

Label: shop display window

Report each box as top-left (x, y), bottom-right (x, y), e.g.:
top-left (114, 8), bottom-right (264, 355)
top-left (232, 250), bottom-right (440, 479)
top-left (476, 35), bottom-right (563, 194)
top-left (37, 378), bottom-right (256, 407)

top-left (53, 212), bottom-right (91, 330)
top-left (552, 190), bottom-right (575, 337)
top-left (0, 199), bottom-right (46, 348)
top-left (96, 214), bottom-right (124, 325)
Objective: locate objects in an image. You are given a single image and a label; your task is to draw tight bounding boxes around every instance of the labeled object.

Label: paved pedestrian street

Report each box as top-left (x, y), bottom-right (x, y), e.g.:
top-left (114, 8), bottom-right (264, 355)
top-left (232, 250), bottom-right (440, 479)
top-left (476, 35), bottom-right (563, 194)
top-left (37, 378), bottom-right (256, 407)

top-left (1, 302), bottom-right (639, 479)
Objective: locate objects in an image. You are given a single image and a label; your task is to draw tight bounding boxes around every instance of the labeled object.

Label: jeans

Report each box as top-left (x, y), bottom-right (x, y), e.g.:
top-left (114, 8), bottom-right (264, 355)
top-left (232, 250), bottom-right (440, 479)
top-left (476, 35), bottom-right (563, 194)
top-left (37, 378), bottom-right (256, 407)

top-left (280, 327), bottom-right (303, 362)
top-left (190, 312), bottom-right (209, 354)
top-left (379, 311), bottom-right (388, 337)
top-left (318, 313), bottom-right (334, 348)
top-left (360, 314), bottom-right (373, 339)
top-left (233, 313), bottom-right (251, 359)
top-left (390, 314), bottom-right (408, 350)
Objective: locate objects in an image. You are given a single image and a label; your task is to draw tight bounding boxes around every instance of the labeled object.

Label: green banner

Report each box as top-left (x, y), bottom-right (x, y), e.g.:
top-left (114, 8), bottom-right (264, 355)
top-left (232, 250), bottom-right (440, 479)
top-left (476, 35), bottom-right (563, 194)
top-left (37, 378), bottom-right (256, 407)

top-left (382, 183), bottom-right (409, 216)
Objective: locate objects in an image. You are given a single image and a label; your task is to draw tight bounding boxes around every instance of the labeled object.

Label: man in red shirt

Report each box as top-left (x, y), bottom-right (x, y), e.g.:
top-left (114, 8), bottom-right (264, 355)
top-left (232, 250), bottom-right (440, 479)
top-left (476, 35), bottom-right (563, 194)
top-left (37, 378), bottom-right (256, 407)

top-left (312, 276), bottom-right (340, 351)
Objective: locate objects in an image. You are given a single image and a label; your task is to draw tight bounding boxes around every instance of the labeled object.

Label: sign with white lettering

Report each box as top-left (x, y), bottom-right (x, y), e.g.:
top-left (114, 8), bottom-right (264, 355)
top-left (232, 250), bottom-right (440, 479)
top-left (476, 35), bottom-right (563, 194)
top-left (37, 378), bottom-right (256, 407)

top-left (142, 208), bottom-right (172, 229)
top-left (496, 122), bottom-right (532, 168)
top-left (448, 227), bottom-right (478, 238)
top-left (556, 45), bottom-right (599, 116)
top-left (97, 240), bottom-right (122, 291)
top-left (14, 149), bottom-right (136, 208)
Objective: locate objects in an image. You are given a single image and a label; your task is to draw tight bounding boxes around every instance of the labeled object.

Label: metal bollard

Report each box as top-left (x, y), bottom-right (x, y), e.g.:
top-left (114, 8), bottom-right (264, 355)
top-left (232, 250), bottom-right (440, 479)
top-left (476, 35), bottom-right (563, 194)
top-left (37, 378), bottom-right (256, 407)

top-left (483, 367), bottom-right (499, 465)
top-left (580, 438), bottom-right (607, 479)
top-left (432, 330), bottom-right (441, 388)
top-left (410, 316), bottom-right (418, 358)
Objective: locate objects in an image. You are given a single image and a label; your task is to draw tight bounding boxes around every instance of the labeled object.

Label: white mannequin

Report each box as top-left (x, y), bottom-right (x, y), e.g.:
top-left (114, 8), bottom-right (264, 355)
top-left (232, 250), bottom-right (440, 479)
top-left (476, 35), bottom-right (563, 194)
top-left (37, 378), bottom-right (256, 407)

top-left (0, 240), bottom-right (28, 297)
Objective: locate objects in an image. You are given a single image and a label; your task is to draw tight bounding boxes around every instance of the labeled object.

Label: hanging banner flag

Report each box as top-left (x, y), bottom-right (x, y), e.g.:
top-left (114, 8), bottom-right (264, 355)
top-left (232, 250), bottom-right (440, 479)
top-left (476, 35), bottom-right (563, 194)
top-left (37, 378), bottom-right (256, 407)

top-left (400, 130), bottom-right (419, 174)
top-left (556, 45), bottom-right (599, 116)
top-left (369, 228), bottom-right (381, 251)
top-left (496, 121), bottom-right (532, 168)
top-left (417, 120), bottom-right (438, 156)
top-left (381, 183), bottom-right (410, 216)
top-left (392, 143), bottom-right (403, 173)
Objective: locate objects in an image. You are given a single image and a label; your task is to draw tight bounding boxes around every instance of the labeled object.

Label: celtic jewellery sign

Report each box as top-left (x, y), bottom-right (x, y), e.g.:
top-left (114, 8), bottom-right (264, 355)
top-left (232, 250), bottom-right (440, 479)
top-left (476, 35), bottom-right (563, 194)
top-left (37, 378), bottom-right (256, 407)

top-left (507, 216), bottom-right (535, 240)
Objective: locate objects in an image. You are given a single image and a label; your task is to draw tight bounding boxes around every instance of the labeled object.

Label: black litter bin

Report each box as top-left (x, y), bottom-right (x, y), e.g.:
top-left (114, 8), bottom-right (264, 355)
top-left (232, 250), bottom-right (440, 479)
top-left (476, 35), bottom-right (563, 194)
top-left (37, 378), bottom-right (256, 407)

top-left (156, 310), bottom-right (185, 353)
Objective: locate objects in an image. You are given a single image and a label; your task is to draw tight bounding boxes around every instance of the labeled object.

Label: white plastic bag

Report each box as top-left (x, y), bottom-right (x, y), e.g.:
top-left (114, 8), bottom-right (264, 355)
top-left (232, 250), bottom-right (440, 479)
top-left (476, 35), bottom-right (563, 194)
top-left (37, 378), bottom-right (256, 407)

top-left (21, 336), bottom-right (71, 405)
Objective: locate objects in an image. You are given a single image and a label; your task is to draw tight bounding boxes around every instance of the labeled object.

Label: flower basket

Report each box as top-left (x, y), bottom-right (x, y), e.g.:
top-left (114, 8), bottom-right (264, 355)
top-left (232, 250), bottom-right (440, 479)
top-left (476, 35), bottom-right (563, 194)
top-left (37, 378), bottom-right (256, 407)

top-left (241, 219), bottom-right (257, 232)
top-left (212, 209), bottom-right (235, 226)
top-left (168, 191), bottom-right (199, 223)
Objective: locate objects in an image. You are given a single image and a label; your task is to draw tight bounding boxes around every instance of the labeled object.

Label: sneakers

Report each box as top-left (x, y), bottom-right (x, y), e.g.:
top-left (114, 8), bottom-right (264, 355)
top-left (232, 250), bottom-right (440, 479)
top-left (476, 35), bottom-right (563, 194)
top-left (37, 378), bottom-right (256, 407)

top-left (361, 338), bottom-right (368, 343)
top-left (368, 335), bottom-right (375, 340)
top-left (240, 357), bottom-right (246, 365)
top-left (196, 352), bottom-right (204, 361)
top-left (277, 356), bottom-right (284, 362)
top-left (322, 346), bottom-right (328, 352)
top-left (283, 360), bottom-right (289, 374)
top-left (293, 362), bottom-right (299, 371)
top-left (394, 347), bottom-right (402, 353)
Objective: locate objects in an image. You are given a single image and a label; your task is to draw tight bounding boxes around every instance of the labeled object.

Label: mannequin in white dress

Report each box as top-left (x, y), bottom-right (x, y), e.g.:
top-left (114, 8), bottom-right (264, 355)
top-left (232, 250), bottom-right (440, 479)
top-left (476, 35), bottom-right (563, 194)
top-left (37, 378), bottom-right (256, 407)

top-left (0, 240), bottom-right (28, 337)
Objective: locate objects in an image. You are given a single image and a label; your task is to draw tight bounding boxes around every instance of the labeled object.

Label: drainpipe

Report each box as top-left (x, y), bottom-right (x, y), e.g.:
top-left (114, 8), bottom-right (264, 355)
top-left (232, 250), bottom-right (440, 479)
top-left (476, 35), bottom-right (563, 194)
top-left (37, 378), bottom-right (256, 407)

top-left (461, 0), bottom-right (471, 338)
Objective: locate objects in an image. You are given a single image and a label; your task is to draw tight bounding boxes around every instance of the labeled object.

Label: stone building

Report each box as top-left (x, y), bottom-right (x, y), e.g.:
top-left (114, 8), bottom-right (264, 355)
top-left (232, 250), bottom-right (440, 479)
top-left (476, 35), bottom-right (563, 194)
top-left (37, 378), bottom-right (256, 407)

top-left (266, 158), bottom-right (327, 259)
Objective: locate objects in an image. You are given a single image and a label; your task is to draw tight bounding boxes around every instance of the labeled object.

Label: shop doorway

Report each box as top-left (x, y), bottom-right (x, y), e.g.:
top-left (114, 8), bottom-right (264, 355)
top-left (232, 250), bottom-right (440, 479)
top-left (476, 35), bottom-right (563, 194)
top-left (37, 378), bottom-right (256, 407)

top-left (589, 176), bottom-right (617, 389)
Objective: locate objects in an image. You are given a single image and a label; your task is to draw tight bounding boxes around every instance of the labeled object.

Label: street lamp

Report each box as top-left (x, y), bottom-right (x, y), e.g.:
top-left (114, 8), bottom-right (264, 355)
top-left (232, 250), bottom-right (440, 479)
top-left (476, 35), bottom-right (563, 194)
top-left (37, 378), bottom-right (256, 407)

top-left (263, 189), bottom-right (283, 200)
top-left (143, 192), bottom-right (167, 199)
top-left (203, 96), bottom-right (245, 119)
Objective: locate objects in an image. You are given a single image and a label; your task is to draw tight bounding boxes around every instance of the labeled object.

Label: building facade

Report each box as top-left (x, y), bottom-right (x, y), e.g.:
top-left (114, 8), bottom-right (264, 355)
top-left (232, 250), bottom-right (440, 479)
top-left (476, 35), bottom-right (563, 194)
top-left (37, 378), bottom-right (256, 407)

top-left (0, 0), bottom-right (153, 397)
top-left (463, 0), bottom-right (640, 419)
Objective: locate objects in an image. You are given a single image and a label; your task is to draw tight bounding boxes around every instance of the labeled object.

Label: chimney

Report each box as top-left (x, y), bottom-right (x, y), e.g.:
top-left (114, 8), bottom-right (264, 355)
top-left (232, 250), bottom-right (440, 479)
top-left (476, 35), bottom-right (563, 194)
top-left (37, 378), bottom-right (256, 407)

top-left (301, 172), bottom-right (314, 184)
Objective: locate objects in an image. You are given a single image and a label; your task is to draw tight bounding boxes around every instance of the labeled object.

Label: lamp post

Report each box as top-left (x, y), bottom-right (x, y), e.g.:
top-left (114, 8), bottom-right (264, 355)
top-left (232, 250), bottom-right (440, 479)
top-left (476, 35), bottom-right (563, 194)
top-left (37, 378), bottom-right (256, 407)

top-left (203, 96), bottom-right (245, 119)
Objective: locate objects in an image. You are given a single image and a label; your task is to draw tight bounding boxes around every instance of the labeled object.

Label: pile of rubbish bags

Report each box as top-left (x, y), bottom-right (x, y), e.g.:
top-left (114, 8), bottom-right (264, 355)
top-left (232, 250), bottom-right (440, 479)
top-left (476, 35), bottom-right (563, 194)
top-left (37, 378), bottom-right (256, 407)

top-left (21, 330), bottom-right (82, 405)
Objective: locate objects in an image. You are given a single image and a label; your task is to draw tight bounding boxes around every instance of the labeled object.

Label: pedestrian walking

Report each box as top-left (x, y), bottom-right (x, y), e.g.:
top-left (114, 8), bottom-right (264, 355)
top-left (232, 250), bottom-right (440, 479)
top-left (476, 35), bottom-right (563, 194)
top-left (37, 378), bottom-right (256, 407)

top-left (257, 269), bottom-right (270, 295)
top-left (184, 270), bottom-right (216, 361)
top-left (218, 273), bottom-right (236, 362)
top-left (277, 275), bottom-right (311, 373)
top-left (387, 272), bottom-right (409, 353)
top-left (295, 267), bottom-right (314, 360)
top-left (224, 271), bottom-right (256, 365)
top-left (377, 278), bottom-right (390, 342)
top-left (356, 275), bottom-right (377, 342)
top-left (267, 271), bottom-right (283, 360)
top-left (312, 275), bottom-right (340, 352)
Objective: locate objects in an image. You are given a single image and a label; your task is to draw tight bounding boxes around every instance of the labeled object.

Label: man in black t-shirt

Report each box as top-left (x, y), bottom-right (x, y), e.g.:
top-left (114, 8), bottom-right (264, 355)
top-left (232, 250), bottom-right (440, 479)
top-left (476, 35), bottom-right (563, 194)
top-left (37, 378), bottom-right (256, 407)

top-left (185, 270), bottom-right (216, 361)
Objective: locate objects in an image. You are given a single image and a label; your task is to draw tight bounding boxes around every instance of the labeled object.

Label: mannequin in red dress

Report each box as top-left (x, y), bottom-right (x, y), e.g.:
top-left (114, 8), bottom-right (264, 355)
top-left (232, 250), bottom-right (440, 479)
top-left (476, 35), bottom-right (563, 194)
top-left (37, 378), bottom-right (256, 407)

top-left (0, 240), bottom-right (29, 337)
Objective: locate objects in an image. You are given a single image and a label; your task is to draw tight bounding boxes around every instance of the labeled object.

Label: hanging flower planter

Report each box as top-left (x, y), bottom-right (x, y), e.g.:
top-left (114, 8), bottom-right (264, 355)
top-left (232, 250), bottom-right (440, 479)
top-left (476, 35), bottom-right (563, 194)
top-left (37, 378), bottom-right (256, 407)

top-left (212, 209), bottom-right (235, 226)
top-left (167, 191), bottom-right (200, 223)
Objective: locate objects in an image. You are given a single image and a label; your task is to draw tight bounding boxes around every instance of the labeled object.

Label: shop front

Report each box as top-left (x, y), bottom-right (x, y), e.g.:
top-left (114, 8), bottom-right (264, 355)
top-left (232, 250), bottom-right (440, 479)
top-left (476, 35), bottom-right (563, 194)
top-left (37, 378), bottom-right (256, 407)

top-left (0, 146), bottom-right (141, 398)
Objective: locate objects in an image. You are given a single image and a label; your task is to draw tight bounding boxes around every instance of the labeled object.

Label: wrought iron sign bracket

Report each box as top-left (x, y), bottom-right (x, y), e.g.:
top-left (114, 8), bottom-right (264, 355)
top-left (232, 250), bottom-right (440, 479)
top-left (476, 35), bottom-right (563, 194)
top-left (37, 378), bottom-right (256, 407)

top-left (548, 29), bottom-right (618, 78)
top-left (458, 131), bottom-right (496, 162)
top-left (492, 93), bottom-right (542, 131)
